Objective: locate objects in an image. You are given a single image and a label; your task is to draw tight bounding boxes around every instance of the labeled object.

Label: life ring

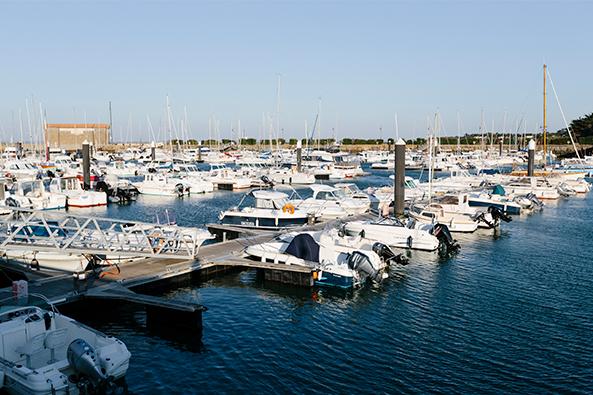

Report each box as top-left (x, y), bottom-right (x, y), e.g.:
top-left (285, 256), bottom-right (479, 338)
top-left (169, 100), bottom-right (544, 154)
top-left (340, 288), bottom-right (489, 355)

top-left (282, 203), bottom-right (295, 214)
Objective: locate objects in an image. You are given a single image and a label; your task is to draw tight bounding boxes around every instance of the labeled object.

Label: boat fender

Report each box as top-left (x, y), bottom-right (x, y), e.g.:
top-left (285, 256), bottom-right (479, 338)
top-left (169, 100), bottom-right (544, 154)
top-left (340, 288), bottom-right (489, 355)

top-left (407, 236), bottom-right (413, 249)
top-left (282, 203), bottom-right (295, 214)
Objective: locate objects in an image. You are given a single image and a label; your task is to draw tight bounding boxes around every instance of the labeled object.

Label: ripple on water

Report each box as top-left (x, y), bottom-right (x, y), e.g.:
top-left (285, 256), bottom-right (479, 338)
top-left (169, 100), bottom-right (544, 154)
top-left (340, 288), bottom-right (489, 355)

top-left (67, 173), bottom-right (593, 394)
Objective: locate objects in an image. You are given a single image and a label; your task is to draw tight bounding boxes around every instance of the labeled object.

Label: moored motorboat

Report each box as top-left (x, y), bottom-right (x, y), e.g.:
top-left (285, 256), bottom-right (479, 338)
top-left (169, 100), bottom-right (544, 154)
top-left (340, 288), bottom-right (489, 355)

top-left (220, 190), bottom-right (316, 230)
top-left (344, 217), bottom-right (457, 252)
top-left (0, 305), bottom-right (131, 394)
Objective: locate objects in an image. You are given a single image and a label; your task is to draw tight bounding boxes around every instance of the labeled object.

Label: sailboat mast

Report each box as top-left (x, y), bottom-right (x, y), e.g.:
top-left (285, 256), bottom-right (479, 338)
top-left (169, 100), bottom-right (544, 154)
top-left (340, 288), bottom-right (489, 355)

top-left (166, 95), bottom-right (173, 155)
top-left (543, 64), bottom-right (547, 166)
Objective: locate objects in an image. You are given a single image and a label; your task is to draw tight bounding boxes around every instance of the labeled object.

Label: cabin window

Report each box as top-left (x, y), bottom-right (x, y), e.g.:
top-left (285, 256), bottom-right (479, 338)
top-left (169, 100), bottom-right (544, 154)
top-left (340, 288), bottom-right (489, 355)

top-left (316, 191), bottom-right (336, 201)
top-left (21, 183), bottom-right (34, 196)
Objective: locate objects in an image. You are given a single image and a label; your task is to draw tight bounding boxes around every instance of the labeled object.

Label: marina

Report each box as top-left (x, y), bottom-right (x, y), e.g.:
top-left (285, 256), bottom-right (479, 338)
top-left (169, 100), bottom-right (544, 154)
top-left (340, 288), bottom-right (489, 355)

top-left (0, 153), bottom-right (591, 392)
top-left (1, 1), bottom-right (593, 393)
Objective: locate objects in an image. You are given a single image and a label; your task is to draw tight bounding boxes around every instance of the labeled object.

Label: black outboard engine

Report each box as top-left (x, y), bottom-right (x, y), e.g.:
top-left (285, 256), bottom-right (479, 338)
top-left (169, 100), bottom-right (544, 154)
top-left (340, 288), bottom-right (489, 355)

top-left (488, 206), bottom-right (512, 223)
top-left (95, 180), bottom-right (110, 194)
top-left (432, 223), bottom-right (460, 253)
top-left (260, 175), bottom-right (274, 188)
top-left (372, 242), bottom-right (409, 265)
top-left (4, 196), bottom-right (19, 207)
top-left (347, 251), bottom-right (383, 283)
top-left (174, 183), bottom-right (185, 197)
top-left (526, 193), bottom-right (544, 210)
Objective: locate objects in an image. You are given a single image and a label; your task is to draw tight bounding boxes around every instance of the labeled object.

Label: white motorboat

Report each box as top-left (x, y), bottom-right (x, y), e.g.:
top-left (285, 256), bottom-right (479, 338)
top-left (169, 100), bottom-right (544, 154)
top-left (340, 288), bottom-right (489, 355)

top-left (344, 217), bottom-right (456, 252)
top-left (502, 178), bottom-right (560, 200)
top-left (219, 190), bottom-right (316, 230)
top-left (206, 164), bottom-right (252, 190)
top-left (172, 164), bottom-right (214, 194)
top-left (0, 305), bottom-right (131, 394)
top-left (290, 185), bottom-right (368, 218)
top-left (99, 160), bottom-right (139, 178)
top-left (368, 177), bottom-right (426, 208)
top-left (133, 173), bottom-right (190, 197)
top-left (467, 185), bottom-right (524, 215)
top-left (266, 168), bottom-right (316, 185)
top-left (333, 183), bottom-right (371, 208)
top-left (48, 177), bottom-right (107, 208)
top-left (245, 229), bottom-right (403, 288)
top-left (2, 250), bottom-right (142, 273)
top-left (409, 203), bottom-right (479, 233)
top-left (432, 193), bottom-right (511, 229)
top-left (10, 180), bottom-right (66, 210)
top-left (2, 160), bottom-right (40, 179)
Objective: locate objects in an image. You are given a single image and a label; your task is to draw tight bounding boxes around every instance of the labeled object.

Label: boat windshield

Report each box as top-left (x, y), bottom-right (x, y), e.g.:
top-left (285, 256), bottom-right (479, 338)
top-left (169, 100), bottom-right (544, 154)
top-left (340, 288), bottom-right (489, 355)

top-left (404, 179), bottom-right (416, 189)
top-left (334, 189), bottom-right (347, 199)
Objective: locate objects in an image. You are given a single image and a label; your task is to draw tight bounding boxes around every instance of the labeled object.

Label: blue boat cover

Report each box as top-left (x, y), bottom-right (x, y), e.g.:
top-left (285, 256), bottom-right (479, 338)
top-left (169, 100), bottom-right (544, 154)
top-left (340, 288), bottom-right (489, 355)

top-left (285, 234), bottom-right (320, 262)
top-left (492, 185), bottom-right (506, 196)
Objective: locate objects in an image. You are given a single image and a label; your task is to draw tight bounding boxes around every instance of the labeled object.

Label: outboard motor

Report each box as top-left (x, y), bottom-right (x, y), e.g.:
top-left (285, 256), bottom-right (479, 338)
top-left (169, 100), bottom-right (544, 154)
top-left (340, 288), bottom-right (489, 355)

top-left (372, 242), bottom-right (409, 265)
top-left (95, 180), bottom-right (110, 194)
top-left (526, 193), bottom-right (544, 210)
top-left (260, 175), bottom-right (274, 188)
top-left (67, 339), bottom-right (107, 387)
top-left (175, 183), bottom-right (185, 197)
top-left (432, 223), bottom-right (460, 253)
top-left (472, 211), bottom-right (498, 229)
top-left (347, 251), bottom-right (383, 283)
top-left (4, 196), bottom-right (19, 207)
top-left (488, 206), bottom-right (512, 223)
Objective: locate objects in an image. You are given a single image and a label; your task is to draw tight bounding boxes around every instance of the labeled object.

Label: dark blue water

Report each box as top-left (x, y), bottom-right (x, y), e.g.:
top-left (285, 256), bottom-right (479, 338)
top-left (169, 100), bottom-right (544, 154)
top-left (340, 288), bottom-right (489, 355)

top-left (70, 168), bottom-right (593, 394)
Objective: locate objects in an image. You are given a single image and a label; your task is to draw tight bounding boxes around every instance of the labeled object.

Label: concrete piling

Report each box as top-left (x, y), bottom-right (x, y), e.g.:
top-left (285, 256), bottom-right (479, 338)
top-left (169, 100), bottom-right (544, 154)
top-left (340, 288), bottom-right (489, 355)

top-left (394, 138), bottom-right (406, 216)
top-left (82, 140), bottom-right (90, 190)
top-left (296, 139), bottom-right (302, 172)
top-left (528, 139), bottom-right (535, 177)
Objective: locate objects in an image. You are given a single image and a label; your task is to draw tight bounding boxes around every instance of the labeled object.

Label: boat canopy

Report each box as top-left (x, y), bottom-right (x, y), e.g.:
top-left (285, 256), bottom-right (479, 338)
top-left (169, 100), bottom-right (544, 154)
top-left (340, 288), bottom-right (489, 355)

top-left (251, 190), bottom-right (288, 200)
top-left (251, 190), bottom-right (289, 209)
top-left (492, 185), bottom-right (506, 195)
top-left (285, 234), bottom-right (319, 262)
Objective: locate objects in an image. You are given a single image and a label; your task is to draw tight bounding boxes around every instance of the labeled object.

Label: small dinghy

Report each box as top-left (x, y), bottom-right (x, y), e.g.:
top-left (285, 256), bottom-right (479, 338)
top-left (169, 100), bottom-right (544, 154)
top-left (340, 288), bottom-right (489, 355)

top-left (0, 305), bottom-right (131, 394)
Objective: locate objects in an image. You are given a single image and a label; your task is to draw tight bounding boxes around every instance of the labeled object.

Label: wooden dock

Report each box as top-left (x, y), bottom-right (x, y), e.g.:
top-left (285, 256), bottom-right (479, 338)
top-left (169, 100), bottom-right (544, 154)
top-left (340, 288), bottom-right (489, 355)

top-left (0, 211), bottom-right (376, 336)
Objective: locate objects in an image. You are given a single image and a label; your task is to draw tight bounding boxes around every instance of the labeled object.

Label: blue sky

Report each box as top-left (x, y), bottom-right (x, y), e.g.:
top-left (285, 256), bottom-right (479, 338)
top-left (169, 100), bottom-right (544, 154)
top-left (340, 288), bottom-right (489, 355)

top-left (1, 0), bottom-right (592, 142)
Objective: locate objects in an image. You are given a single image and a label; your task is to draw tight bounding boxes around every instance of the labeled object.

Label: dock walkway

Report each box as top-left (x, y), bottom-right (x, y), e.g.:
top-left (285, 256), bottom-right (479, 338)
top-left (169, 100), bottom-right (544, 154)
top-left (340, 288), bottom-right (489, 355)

top-left (0, 212), bottom-right (376, 333)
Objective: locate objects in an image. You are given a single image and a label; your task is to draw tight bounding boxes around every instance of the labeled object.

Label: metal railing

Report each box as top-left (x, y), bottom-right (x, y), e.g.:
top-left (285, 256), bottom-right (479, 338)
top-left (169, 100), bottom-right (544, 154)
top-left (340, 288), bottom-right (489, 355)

top-left (0, 207), bottom-right (212, 259)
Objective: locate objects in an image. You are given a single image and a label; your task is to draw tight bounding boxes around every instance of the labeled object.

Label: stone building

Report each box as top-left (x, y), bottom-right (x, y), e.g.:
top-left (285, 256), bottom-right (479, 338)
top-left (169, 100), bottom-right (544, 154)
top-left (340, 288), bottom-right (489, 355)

top-left (45, 123), bottom-right (110, 151)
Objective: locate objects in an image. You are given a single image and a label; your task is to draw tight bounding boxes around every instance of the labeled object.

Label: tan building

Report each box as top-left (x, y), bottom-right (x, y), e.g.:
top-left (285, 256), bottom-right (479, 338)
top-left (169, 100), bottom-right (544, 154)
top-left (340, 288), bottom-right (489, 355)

top-left (45, 123), bottom-right (110, 151)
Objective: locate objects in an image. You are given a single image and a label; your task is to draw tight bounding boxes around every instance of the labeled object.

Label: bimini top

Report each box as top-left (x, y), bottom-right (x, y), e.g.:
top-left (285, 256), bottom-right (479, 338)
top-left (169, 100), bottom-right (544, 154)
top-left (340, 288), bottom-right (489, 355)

top-left (309, 184), bottom-right (337, 193)
top-left (251, 190), bottom-right (289, 200)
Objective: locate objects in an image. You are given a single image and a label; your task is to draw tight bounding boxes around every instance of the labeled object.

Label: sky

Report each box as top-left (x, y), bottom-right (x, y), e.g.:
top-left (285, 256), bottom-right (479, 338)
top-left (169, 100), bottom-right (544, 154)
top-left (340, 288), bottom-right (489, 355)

top-left (0, 0), bottom-right (592, 143)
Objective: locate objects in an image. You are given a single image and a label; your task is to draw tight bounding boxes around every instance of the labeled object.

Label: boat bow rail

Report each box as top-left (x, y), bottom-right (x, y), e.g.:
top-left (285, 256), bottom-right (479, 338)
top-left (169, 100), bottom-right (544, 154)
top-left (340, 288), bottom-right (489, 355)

top-left (0, 207), bottom-right (212, 259)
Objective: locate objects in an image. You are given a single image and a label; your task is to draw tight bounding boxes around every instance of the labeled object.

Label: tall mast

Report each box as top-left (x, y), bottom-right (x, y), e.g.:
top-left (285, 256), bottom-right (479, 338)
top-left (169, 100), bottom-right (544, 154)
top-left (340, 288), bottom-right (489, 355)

top-left (275, 74), bottom-right (281, 161)
top-left (543, 64), bottom-right (547, 166)
top-left (166, 95), bottom-right (173, 155)
top-left (317, 98), bottom-right (321, 151)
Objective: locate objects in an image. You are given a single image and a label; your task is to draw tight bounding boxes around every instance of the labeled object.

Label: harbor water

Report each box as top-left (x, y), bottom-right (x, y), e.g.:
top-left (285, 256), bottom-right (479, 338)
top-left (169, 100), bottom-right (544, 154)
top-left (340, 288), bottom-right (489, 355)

top-left (69, 168), bottom-right (593, 393)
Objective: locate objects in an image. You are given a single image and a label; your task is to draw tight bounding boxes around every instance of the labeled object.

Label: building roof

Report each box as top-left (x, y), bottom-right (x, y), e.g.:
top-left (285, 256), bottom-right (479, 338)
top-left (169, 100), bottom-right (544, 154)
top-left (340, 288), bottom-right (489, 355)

top-left (46, 123), bottom-right (110, 129)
